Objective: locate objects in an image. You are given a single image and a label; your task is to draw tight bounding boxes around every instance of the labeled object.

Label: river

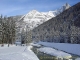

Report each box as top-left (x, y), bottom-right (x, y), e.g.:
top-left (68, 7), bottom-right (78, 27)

top-left (31, 45), bottom-right (80, 60)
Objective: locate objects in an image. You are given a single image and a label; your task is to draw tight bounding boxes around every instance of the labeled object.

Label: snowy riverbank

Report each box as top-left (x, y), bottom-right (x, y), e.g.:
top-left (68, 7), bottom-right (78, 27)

top-left (37, 42), bottom-right (80, 56)
top-left (38, 47), bottom-right (72, 59)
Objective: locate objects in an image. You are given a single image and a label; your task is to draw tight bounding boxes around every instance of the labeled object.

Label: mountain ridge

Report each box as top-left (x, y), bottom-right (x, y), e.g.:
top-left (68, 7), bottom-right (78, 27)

top-left (32, 2), bottom-right (80, 44)
top-left (9, 3), bottom-right (71, 42)
top-left (19, 3), bottom-right (70, 30)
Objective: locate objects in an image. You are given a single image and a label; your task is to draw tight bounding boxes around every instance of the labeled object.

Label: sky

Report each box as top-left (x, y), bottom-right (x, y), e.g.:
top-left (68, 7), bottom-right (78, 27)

top-left (0, 0), bottom-right (80, 16)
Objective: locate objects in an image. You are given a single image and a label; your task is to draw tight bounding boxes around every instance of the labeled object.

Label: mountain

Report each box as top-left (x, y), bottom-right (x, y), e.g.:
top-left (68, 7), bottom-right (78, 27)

top-left (32, 2), bottom-right (80, 44)
top-left (20, 3), bottom-right (70, 30)
top-left (9, 3), bottom-right (70, 42)
top-left (21, 10), bottom-right (54, 29)
top-left (55, 3), bottom-right (71, 15)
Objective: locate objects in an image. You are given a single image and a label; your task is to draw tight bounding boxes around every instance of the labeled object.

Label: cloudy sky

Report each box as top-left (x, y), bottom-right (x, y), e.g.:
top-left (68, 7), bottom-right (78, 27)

top-left (0, 0), bottom-right (80, 16)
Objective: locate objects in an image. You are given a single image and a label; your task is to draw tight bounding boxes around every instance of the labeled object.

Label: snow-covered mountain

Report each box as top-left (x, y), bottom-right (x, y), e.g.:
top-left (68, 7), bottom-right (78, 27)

top-left (14, 3), bottom-right (70, 35)
top-left (20, 3), bottom-right (70, 30)
top-left (21, 10), bottom-right (55, 29)
top-left (32, 2), bottom-right (80, 43)
top-left (12, 3), bottom-right (70, 42)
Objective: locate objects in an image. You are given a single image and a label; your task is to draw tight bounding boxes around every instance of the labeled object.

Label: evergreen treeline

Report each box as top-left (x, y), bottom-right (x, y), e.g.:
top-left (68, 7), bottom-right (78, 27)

top-left (0, 15), bottom-right (16, 47)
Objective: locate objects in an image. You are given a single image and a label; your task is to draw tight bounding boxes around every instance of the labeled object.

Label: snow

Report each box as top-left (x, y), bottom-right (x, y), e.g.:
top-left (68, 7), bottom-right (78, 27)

top-left (76, 58), bottom-right (80, 60)
top-left (21, 4), bottom-right (71, 30)
top-left (21, 3), bottom-right (70, 30)
top-left (0, 44), bottom-right (15, 48)
top-left (31, 43), bottom-right (41, 47)
top-left (38, 47), bottom-right (72, 59)
top-left (15, 3), bottom-right (71, 42)
top-left (15, 42), bottom-right (21, 45)
top-left (22, 10), bottom-right (55, 30)
top-left (38, 42), bottom-right (80, 56)
top-left (0, 45), bottom-right (39, 60)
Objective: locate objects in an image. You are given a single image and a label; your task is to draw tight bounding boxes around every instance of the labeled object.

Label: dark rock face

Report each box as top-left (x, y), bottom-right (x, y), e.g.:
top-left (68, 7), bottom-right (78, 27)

top-left (32, 2), bottom-right (80, 44)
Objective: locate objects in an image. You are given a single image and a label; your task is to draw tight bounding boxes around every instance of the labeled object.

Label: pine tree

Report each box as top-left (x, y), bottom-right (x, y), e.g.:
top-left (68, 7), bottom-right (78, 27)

top-left (0, 15), bottom-right (16, 47)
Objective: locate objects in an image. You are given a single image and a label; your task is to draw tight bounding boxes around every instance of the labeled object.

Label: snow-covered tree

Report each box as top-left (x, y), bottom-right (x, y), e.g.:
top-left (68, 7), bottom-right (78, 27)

top-left (0, 15), bottom-right (16, 47)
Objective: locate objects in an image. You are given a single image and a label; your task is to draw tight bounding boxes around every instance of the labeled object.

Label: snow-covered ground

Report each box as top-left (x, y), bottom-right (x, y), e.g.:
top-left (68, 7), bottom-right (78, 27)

top-left (0, 42), bottom-right (80, 60)
top-left (38, 47), bottom-right (71, 59)
top-left (76, 58), bottom-right (80, 60)
top-left (31, 43), bottom-right (41, 47)
top-left (0, 45), bottom-right (39, 60)
top-left (37, 42), bottom-right (80, 56)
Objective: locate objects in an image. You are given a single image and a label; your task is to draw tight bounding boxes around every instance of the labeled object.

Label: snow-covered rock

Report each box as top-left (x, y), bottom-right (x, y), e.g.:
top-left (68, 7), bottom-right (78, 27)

top-left (31, 43), bottom-right (41, 47)
top-left (38, 47), bottom-right (72, 59)
top-left (21, 10), bottom-right (55, 30)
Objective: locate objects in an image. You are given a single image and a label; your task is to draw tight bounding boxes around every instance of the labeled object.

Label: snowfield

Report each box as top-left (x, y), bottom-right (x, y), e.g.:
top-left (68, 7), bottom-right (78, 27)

top-left (31, 43), bottom-right (41, 47)
top-left (0, 42), bottom-right (80, 60)
top-left (38, 42), bottom-right (80, 56)
top-left (76, 58), bottom-right (80, 60)
top-left (0, 45), bottom-right (39, 60)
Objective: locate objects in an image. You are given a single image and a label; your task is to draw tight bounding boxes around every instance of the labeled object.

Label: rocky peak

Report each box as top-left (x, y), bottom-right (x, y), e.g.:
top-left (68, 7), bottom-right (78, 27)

top-left (63, 3), bottom-right (71, 10)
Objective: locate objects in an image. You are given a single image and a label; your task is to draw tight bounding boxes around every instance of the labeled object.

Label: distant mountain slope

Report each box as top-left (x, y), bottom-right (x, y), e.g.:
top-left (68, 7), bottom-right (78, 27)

top-left (32, 2), bottom-right (80, 44)
top-left (8, 3), bottom-right (70, 32)
top-left (9, 3), bottom-right (70, 42)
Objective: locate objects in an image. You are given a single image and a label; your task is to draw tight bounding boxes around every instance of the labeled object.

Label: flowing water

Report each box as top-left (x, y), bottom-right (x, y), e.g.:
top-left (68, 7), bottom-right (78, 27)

top-left (31, 46), bottom-right (57, 60)
top-left (31, 45), bottom-right (80, 60)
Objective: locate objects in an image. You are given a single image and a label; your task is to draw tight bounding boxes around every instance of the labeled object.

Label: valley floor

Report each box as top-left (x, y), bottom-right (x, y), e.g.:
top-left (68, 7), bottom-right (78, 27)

top-left (0, 44), bottom-right (39, 60)
top-left (0, 42), bottom-right (80, 60)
